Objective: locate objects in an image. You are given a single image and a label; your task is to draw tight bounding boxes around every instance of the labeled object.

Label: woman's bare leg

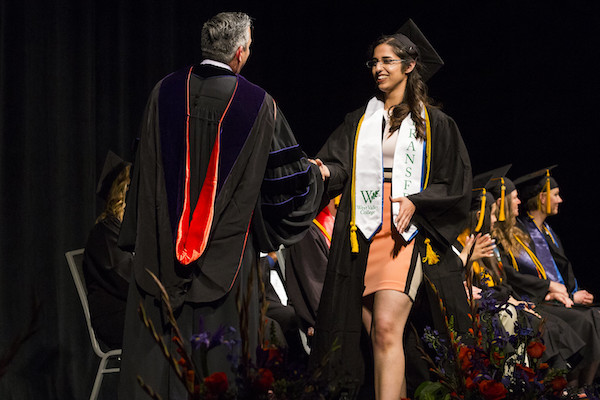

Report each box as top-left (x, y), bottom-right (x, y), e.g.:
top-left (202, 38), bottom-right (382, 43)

top-left (371, 289), bottom-right (413, 400)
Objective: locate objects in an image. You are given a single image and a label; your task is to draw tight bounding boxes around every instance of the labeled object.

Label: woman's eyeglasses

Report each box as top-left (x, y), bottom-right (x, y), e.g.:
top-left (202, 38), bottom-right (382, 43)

top-left (365, 59), bottom-right (404, 68)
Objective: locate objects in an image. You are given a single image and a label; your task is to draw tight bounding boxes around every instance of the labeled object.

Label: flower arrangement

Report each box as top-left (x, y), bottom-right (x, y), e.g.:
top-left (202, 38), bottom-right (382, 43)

top-left (414, 288), bottom-right (581, 400)
top-left (136, 269), bottom-right (340, 400)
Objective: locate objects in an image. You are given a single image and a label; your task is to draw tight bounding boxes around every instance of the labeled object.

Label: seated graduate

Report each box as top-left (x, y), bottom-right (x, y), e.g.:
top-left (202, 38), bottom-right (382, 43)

top-left (259, 198), bottom-right (338, 362)
top-left (259, 249), bottom-right (305, 360)
top-left (512, 166), bottom-right (600, 387)
top-left (456, 166), bottom-right (584, 370)
top-left (82, 150), bottom-right (133, 349)
top-left (284, 197), bottom-right (337, 339)
top-left (489, 169), bottom-right (600, 390)
top-left (514, 166), bottom-right (595, 307)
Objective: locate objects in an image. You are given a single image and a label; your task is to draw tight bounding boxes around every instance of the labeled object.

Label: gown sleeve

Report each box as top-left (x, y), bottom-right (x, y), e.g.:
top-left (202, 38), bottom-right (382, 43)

top-left (407, 110), bottom-right (472, 246)
top-left (253, 105), bottom-right (324, 252)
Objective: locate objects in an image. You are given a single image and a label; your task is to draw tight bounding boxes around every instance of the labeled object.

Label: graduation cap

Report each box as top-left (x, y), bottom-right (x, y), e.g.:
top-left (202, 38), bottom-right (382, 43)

top-left (396, 19), bottom-right (444, 82)
top-left (479, 164), bottom-right (513, 222)
top-left (470, 165), bottom-right (511, 230)
top-left (513, 165), bottom-right (558, 215)
top-left (96, 150), bottom-right (130, 201)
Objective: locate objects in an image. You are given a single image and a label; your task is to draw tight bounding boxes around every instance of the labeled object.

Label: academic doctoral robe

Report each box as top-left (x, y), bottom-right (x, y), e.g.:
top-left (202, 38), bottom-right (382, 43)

top-left (117, 64), bottom-right (323, 399)
top-left (308, 104), bottom-right (472, 396)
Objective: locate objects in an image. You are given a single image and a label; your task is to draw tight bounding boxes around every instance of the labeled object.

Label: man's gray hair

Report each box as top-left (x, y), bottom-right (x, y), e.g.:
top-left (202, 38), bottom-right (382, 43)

top-left (201, 12), bottom-right (253, 64)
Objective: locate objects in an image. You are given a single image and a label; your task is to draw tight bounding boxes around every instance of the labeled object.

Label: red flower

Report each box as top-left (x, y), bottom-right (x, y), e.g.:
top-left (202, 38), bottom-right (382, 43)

top-left (267, 347), bottom-right (283, 363)
top-left (465, 370), bottom-right (480, 391)
top-left (526, 340), bottom-right (546, 359)
top-left (204, 372), bottom-right (229, 395)
top-left (465, 376), bottom-right (476, 391)
top-left (477, 379), bottom-right (507, 400)
top-left (516, 363), bottom-right (536, 381)
top-left (550, 376), bottom-right (568, 392)
top-left (458, 346), bottom-right (475, 371)
top-left (253, 368), bottom-right (274, 392)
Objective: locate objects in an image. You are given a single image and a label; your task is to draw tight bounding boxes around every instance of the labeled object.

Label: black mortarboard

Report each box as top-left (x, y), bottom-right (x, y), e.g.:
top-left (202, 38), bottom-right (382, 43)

top-left (96, 150), bottom-right (130, 201)
top-left (471, 165), bottom-right (512, 230)
top-left (480, 165), bottom-right (513, 222)
top-left (513, 165), bottom-right (558, 214)
top-left (396, 19), bottom-right (444, 82)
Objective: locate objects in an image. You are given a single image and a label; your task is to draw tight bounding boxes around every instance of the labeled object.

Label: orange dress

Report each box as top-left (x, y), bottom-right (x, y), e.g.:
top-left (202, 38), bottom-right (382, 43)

top-left (363, 181), bottom-right (418, 298)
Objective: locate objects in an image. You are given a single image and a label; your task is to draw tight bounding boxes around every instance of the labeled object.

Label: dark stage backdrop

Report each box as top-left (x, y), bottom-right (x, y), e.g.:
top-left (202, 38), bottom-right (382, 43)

top-left (1, 1), bottom-right (599, 398)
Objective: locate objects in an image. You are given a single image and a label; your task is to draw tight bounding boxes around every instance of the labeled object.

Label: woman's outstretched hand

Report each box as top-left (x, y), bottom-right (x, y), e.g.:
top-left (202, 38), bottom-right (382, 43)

top-left (308, 158), bottom-right (330, 181)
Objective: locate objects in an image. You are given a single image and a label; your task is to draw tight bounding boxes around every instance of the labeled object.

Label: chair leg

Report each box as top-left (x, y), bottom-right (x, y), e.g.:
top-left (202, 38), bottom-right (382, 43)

top-left (90, 357), bottom-right (108, 400)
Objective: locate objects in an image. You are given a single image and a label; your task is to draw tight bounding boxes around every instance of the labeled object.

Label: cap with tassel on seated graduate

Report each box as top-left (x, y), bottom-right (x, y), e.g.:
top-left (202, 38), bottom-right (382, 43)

top-left (513, 165), bottom-right (558, 215)
top-left (479, 164), bottom-right (514, 223)
top-left (470, 165), bottom-right (512, 233)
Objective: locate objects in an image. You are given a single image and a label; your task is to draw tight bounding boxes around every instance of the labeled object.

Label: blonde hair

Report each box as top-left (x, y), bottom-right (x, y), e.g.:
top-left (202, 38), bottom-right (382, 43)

top-left (96, 165), bottom-right (131, 223)
top-left (491, 193), bottom-right (528, 254)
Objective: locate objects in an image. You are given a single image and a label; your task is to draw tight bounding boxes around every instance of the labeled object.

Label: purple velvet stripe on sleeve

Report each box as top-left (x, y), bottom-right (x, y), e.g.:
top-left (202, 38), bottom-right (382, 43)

top-left (263, 186), bottom-right (311, 206)
top-left (217, 75), bottom-right (266, 193)
top-left (158, 67), bottom-right (189, 239)
top-left (263, 165), bottom-right (311, 182)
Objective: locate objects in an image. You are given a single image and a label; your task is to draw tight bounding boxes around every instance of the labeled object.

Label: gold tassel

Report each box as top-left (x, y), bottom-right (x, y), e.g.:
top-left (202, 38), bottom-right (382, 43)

top-left (350, 222), bottom-right (359, 253)
top-left (474, 189), bottom-right (486, 232)
top-left (422, 238), bottom-right (439, 265)
top-left (545, 170), bottom-right (551, 215)
top-left (498, 178), bottom-right (506, 222)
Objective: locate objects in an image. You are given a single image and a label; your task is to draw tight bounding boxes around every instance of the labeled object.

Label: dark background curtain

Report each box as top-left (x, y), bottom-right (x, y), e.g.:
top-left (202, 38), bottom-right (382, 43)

top-left (1, 1), bottom-right (599, 398)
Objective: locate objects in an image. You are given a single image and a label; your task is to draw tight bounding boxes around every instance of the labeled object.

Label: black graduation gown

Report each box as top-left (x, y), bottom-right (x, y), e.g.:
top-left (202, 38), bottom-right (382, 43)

top-left (82, 215), bottom-right (133, 349)
top-left (499, 226), bottom-right (600, 366)
top-left (308, 104), bottom-right (472, 396)
top-left (284, 221), bottom-right (330, 330)
top-left (464, 249), bottom-right (584, 370)
top-left (518, 215), bottom-right (579, 294)
top-left (117, 64), bottom-right (323, 399)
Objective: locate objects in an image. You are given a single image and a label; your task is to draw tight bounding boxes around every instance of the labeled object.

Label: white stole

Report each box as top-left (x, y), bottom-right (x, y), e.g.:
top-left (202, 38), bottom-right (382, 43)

top-left (354, 97), bottom-right (425, 241)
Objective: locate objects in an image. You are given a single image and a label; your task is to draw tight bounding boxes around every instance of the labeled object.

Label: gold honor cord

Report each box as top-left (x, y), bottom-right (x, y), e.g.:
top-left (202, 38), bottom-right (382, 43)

top-left (350, 107), bottom-right (439, 256)
top-left (349, 114), bottom-right (366, 253)
top-left (349, 107), bottom-right (432, 255)
top-left (512, 234), bottom-right (547, 280)
top-left (527, 211), bottom-right (558, 246)
top-left (313, 219), bottom-right (332, 243)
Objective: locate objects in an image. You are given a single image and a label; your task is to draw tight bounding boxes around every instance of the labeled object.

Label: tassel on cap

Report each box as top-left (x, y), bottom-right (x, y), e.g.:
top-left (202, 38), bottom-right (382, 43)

top-left (498, 178), bottom-right (506, 222)
top-left (545, 170), bottom-right (552, 215)
top-left (474, 188), bottom-right (486, 232)
top-left (513, 164), bottom-right (558, 215)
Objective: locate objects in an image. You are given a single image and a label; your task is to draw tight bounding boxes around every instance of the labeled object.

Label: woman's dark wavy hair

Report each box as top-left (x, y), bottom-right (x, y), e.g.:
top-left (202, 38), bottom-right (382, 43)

top-left (369, 34), bottom-right (433, 140)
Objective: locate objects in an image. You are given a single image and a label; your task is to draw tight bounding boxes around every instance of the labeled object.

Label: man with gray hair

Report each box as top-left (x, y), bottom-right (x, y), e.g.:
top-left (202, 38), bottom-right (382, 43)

top-left (117, 11), bottom-right (323, 399)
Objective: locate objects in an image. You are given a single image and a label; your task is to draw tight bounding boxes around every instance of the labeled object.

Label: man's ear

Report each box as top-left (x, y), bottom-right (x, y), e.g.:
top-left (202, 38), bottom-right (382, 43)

top-left (235, 46), bottom-right (243, 61)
